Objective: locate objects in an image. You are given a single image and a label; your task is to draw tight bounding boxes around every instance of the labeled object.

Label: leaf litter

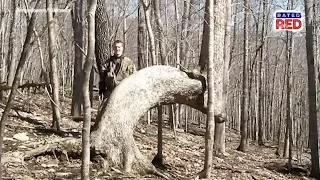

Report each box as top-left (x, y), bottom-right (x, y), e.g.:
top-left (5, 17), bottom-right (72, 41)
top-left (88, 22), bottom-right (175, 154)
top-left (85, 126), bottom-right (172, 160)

top-left (0, 92), bottom-right (314, 180)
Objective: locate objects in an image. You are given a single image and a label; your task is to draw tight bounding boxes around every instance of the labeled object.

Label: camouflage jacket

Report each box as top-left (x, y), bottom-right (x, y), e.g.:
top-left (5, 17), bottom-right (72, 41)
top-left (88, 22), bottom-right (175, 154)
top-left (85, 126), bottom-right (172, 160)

top-left (100, 55), bottom-right (136, 93)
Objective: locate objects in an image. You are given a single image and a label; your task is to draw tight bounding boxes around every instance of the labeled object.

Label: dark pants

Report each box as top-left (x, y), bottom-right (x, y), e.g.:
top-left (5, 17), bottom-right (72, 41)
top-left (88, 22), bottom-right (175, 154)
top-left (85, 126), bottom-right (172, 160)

top-left (102, 90), bottom-right (112, 100)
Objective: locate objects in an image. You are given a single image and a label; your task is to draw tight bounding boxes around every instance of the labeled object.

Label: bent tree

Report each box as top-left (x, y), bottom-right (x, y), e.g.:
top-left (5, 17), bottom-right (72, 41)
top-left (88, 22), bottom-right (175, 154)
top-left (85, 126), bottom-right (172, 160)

top-left (90, 65), bottom-right (208, 174)
top-left (82, 0), bottom-right (216, 176)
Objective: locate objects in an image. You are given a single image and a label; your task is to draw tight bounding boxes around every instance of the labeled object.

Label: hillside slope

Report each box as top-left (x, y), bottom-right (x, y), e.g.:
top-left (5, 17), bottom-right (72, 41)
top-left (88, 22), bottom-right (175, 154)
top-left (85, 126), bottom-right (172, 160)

top-left (0, 93), bottom-right (313, 180)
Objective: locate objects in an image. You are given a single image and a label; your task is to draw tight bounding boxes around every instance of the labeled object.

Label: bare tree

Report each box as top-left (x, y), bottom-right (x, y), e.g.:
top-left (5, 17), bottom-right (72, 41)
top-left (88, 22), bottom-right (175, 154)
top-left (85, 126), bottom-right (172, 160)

top-left (141, 0), bottom-right (157, 65)
top-left (81, 0), bottom-right (97, 179)
top-left (154, 0), bottom-right (167, 65)
top-left (137, 2), bottom-right (145, 70)
top-left (305, 0), bottom-right (320, 178)
top-left (71, 0), bottom-right (84, 117)
top-left (151, 0), bottom-right (167, 168)
top-left (257, 0), bottom-right (268, 146)
top-left (283, 32), bottom-right (293, 158)
top-left (0, 1), bottom-right (40, 178)
top-left (47, 0), bottom-right (61, 130)
top-left (180, 0), bottom-right (191, 65)
top-left (0, 0), bottom-right (7, 100)
top-left (173, 0), bottom-right (181, 133)
top-left (122, 0), bottom-right (127, 46)
top-left (95, 0), bottom-right (110, 78)
top-left (201, 0), bottom-right (215, 178)
top-left (6, 0), bottom-right (16, 87)
top-left (237, 0), bottom-right (249, 152)
top-left (214, 0), bottom-right (231, 155)
top-left (283, 1), bottom-right (294, 163)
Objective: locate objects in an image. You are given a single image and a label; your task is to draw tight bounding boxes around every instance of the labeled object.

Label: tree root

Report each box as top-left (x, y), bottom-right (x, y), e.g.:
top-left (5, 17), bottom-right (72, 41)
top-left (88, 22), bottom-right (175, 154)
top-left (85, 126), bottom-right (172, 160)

top-left (145, 165), bottom-right (171, 180)
top-left (152, 153), bottom-right (168, 170)
top-left (23, 138), bottom-right (82, 160)
top-left (22, 137), bottom-right (171, 179)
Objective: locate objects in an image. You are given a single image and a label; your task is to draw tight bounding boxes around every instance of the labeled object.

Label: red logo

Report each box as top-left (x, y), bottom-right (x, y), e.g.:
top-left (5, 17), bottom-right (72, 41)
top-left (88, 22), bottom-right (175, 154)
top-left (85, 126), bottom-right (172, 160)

top-left (274, 11), bottom-right (303, 32)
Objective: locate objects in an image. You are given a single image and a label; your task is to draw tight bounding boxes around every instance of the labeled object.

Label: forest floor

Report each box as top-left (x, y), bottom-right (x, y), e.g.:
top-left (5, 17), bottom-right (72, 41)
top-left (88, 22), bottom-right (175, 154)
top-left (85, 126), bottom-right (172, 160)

top-left (0, 91), bottom-right (315, 180)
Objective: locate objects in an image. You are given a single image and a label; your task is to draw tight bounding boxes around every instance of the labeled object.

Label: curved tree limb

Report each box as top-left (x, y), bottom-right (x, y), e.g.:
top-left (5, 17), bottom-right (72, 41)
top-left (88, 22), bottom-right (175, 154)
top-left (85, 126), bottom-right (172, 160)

top-left (90, 65), bottom-right (208, 174)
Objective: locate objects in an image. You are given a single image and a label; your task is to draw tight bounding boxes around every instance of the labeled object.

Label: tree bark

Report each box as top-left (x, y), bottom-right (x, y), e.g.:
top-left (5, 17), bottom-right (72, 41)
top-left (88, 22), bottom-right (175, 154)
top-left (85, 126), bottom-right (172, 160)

top-left (201, 0), bottom-right (215, 178)
top-left (46, 0), bottom-right (61, 131)
top-left (276, 63), bottom-right (287, 156)
top-left (173, 0), bottom-right (181, 133)
top-left (71, 0), bottom-right (84, 117)
top-left (0, 1), bottom-right (40, 178)
top-left (90, 65), bottom-right (207, 173)
top-left (283, 0), bottom-right (294, 158)
top-left (141, 0), bottom-right (157, 65)
top-left (122, 0), bottom-right (127, 47)
top-left (0, 1), bottom-right (6, 100)
top-left (214, 0), bottom-right (230, 155)
top-left (305, 0), bottom-right (320, 178)
top-left (137, 2), bottom-right (145, 70)
top-left (154, 0), bottom-right (167, 65)
top-left (237, 0), bottom-right (249, 152)
top-left (198, 2), bottom-right (209, 71)
top-left (180, 0), bottom-right (190, 65)
top-left (257, 0), bottom-right (268, 146)
top-left (81, 0), bottom-right (97, 179)
top-left (6, 0), bottom-right (16, 87)
top-left (152, 0), bottom-right (168, 168)
top-left (95, 0), bottom-right (110, 77)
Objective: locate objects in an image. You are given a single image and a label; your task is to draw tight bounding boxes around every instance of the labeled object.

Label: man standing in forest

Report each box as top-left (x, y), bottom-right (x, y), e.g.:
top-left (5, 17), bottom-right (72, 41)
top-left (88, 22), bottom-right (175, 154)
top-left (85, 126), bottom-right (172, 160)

top-left (99, 40), bottom-right (136, 101)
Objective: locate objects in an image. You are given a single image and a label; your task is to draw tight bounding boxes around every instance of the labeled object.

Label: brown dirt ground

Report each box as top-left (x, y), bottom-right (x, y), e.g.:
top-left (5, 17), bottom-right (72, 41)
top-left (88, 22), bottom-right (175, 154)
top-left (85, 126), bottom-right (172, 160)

top-left (0, 90), bottom-right (315, 180)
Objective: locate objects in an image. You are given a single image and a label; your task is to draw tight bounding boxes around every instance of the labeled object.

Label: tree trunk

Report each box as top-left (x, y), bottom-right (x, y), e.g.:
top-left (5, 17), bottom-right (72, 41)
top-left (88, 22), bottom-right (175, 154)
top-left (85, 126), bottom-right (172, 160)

top-left (95, 0), bottom-right (110, 77)
top-left (198, 2), bottom-right (209, 71)
top-left (123, 0), bottom-right (127, 47)
top-left (237, 0), bottom-right (249, 152)
top-left (283, 13), bottom-right (294, 158)
top-left (141, 0), bottom-right (157, 65)
top-left (173, 0), bottom-right (181, 132)
top-left (90, 65), bottom-right (207, 173)
top-left (201, 0), bottom-right (215, 178)
top-left (276, 65), bottom-right (287, 156)
top-left (0, 1), bottom-right (6, 100)
top-left (180, 0), bottom-right (190, 64)
top-left (137, 2), bottom-right (145, 70)
top-left (152, 0), bottom-right (168, 168)
top-left (81, 0), bottom-right (97, 179)
top-left (154, 0), bottom-right (167, 65)
top-left (286, 22), bottom-right (294, 169)
top-left (46, 0), bottom-right (61, 131)
top-left (0, 1), bottom-right (40, 178)
top-left (257, 0), bottom-right (268, 146)
top-left (214, 0), bottom-right (230, 155)
top-left (305, 0), bottom-right (320, 178)
top-left (152, 105), bottom-right (164, 168)
top-left (71, 0), bottom-right (84, 117)
top-left (6, 0), bottom-right (16, 87)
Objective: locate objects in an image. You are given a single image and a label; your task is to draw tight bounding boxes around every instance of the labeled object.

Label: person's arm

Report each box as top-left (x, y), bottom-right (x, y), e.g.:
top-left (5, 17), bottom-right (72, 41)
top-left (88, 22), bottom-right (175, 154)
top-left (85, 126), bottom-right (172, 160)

top-left (128, 60), bottom-right (136, 75)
